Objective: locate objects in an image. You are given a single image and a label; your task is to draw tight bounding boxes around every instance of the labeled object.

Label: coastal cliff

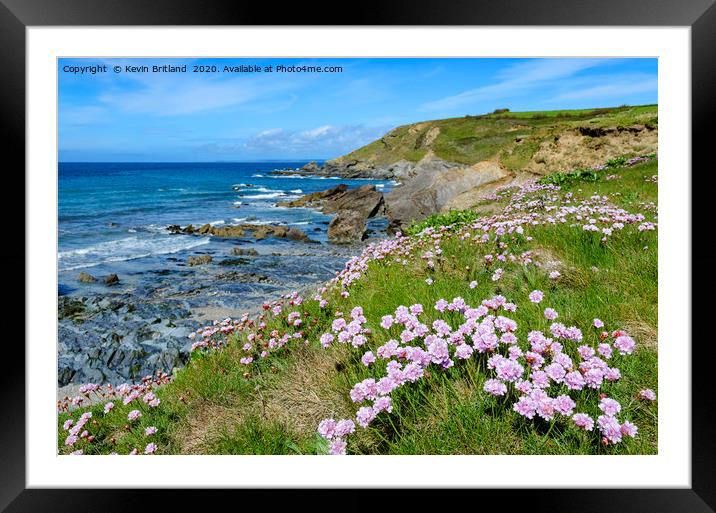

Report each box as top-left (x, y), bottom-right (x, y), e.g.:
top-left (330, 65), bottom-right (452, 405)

top-left (283, 105), bottom-right (658, 231)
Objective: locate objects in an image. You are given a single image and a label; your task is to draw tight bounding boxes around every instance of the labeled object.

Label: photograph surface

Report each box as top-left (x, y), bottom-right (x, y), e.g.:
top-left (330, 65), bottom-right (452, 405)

top-left (56, 57), bottom-right (659, 456)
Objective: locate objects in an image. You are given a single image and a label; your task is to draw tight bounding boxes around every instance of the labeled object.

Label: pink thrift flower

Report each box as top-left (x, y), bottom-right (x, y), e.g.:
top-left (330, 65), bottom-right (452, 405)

top-left (318, 418), bottom-right (337, 440)
top-left (597, 415), bottom-right (623, 444)
top-left (63, 419), bottom-right (73, 430)
top-left (483, 378), bottom-right (508, 396)
top-left (529, 290), bottom-right (544, 303)
top-left (513, 396), bottom-right (537, 419)
top-left (554, 395), bottom-right (576, 416)
top-left (361, 351), bottom-right (376, 366)
top-left (144, 443), bottom-right (157, 454)
top-left (454, 343), bottom-right (474, 360)
top-left (597, 343), bottom-right (613, 359)
top-left (614, 335), bottom-right (636, 355)
top-left (329, 438), bottom-right (347, 455)
top-left (620, 421), bottom-right (638, 438)
top-left (544, 363), bottom-right (566, 383)
top-left (334, 419), bottom-right (355, 438)
top-left (380, 315), bottom-right (394, 329)
top-left (638, 389), bottom-right (657, 401)
top-left (604, 367), bottom-right (621, 382)
top-left (145, 426), bottom-right (157, 436)
top-left (373, 396), bottom-right (393, 413)
top-left (356, 406), bottom-right (376, 428)
top-left (564, 371), bottom-right (585, 390)
top-left (127, 410), bottom-right (142, 421)
top-left (469, 281), bottom-right (478, 289)
top-left (572, 413), bottom-right (594, 431)
top-left (593, 318), bottom-right (605, 328)
top-left (599, 397), bottom-right (622, 416)
top-left (543, 308), bottom-right (558, 320)
top-left (425, 278), bottom-right (433, 285)
top-left (434, 299), bottom-right (449, 312)
top-left (549, 271), bottom-right (561, 279)
top-left (64, 434), bottom-right (78, 446)
top-left (103, 402), bottom-right (115, 414)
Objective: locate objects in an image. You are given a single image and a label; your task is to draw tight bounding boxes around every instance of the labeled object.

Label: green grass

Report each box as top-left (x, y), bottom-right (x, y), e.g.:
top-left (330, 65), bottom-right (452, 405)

top-left (334, 104), bottom-right (657, 167)
top-left (59, 158), bottom-right (658, 456)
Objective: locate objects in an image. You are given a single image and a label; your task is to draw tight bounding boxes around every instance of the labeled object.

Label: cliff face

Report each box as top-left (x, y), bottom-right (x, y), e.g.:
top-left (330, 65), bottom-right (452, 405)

top-left (306, 105), bottom-right (659, 230)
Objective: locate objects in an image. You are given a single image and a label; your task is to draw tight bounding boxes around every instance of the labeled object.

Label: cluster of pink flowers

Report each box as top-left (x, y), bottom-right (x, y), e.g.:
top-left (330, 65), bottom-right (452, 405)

top-left (317, 286), bottom-right (649, 454)
top-left (57, 371), bottom-right (171, 413)
top-left (319, 306), bottom-right (370, 349)
top-left (317, 418), bottom-right (356, 455)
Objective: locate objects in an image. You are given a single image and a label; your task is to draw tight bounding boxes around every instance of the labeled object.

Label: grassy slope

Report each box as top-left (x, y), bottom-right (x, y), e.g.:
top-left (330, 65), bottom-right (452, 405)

top-left (334, 104), bottom-right (658, 169)
top-left (58, 158), bottom-right (658, 456)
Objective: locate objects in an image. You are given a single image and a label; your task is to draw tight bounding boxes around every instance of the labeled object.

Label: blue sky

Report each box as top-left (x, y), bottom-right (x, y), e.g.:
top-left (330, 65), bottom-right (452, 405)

top-left (58, 58), bottom-right (657, 162)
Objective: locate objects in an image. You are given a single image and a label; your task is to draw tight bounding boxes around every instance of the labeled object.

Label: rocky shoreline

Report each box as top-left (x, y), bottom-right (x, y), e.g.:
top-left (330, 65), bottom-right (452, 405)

top-left (58, 234), bottom-right (368, 389)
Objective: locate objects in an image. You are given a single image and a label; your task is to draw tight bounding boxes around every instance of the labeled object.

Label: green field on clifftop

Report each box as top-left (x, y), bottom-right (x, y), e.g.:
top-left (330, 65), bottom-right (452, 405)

top-left (334, 104), bottom-right (658, 169)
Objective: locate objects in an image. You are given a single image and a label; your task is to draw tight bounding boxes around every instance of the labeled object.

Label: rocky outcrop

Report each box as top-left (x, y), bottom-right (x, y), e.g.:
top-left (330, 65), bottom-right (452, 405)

top-left (103, 273), bottom-right (120, 285)
top-left (78, 272), bottom-right (97, 283)
top-left (168, 223), bottom-right (315, 242)
top-left (328, 210), bottom-right (367, 244)
top-left (57, 295), bottom-right (198, 386)
top-left (278, 184), bottom-right (385, 218)
top-left (384, 156), bottom-right (510, 232)
top-left (231, 247), bottom-right (259, 256)
top-left (187, 255), bottom-right (212, 266)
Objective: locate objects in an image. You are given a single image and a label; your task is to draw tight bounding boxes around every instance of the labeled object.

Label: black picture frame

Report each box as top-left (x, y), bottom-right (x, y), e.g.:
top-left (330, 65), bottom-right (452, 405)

top-left (3, 1), bottom-right (714, 510)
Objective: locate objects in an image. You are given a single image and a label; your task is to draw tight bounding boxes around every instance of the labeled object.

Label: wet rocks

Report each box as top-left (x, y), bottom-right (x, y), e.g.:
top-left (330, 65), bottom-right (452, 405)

top-left (278, 184), bottom-right (385, 219)
top-left (215, 271), bottom-right (274, 283)
top-left (78, 272), bottom-right (97, 283)
top-left (103, 273), bottom-right (120, 285)
top-left (168, 223), bottom-right (314, 242)
top-left (328, 210), bottom-right (367, 244)
top-left (187, 255), bottom-right (213, 266)
top-left (231, 247), bottom-right (259, 256)
top-left (57, 294), bottom-right (199, 387)
top-left (218, 258), bottom-right (250, 266)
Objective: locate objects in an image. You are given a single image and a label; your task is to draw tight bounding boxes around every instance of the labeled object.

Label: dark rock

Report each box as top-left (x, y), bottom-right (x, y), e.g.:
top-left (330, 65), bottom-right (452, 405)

top-left (187, 255), bottom-right (212, 266)
top-left (301, 161), bottom-right (320, 173)
top-left (278, 184), bottom-right (385, 219)
top-left (216, 271), bottom-right (274, 283)
top-left (78, 272), bottom-right (97, 283)
top-left (231, 247), bottom-right (259, 256)
top-left (58, 297), bottom-right (86, 319)
top-left (328, 210), bottom-right (367, 244)
top-left (103, 274), bottom-right (120, 285)
top-left (170, 223), bottom-right (314, 243)
top-left (218, 258), bottom-right (250, 266)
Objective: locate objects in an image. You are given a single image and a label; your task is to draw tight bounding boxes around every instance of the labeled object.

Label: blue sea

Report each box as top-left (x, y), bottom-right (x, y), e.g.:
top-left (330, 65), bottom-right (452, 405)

top-left (57, 162), bottom-right (393, 385)
top-left (59, 162), bottom-right (392, 292)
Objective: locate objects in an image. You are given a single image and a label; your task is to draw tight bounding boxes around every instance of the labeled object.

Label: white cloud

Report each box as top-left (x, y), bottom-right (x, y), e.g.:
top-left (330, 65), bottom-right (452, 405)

top-left (198, 124), bottom-right (390, 158)
top-left (420, 59), bottom-right (614, 112)
top-left (554, 75), bottom-right (657, 101)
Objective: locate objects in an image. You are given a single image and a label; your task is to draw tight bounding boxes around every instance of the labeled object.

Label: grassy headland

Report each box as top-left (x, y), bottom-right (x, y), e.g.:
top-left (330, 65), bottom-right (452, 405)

top-left (331, 104), bottom-right (657, 171)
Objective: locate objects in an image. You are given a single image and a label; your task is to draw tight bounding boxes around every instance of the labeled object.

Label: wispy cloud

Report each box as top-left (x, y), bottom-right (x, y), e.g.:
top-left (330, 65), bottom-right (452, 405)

top-left (420, 59), bottom-right (614, 112)
top-left (198, 124), bottom-right (391, 158)
top-left (553, 74), bottom-right (657, 101)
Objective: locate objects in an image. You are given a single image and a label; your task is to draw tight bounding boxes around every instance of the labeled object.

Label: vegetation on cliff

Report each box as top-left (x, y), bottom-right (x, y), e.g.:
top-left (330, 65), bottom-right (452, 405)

top-left (329, 104), bottom-right (657, 172)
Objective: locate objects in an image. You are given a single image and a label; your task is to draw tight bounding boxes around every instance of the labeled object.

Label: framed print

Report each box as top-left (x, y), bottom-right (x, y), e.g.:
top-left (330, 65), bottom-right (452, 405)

top-left (3, 0), bottom-right (715, 510)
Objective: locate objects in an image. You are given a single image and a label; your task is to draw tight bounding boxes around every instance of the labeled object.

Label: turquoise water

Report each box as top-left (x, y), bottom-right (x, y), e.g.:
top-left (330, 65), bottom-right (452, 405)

top-left (58, 162), bottom-right (392, 293)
